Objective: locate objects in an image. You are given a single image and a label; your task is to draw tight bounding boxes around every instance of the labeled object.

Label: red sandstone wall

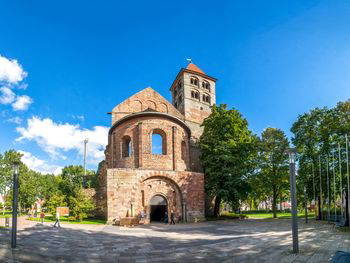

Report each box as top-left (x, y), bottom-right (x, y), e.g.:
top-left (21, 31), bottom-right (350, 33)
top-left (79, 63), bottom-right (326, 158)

top-left (111, 87), bottom-right (184, 124)
top-left (107, 116), bottom-right (191, 172)
top-left (106, 169), bottom-right (205, 223)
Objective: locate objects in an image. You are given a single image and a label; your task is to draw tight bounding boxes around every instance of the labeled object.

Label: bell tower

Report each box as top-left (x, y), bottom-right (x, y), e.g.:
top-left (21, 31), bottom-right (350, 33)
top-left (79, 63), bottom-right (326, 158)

top-left (170, 62), bottom-right (217, 137)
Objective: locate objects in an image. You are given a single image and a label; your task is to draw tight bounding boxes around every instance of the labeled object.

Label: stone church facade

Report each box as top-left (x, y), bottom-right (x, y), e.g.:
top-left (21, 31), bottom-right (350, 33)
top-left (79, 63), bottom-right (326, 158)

top-left (98, 63), bottom-right (216, 223)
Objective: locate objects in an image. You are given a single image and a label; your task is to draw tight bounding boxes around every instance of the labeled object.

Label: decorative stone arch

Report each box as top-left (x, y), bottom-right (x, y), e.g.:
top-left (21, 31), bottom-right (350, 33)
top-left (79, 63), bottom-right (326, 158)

top-left (146, 100), bottom-right (156, 110)
top-left (132, 100), bottom-right (143, 112)
top-left (140, 175), bottom-right (185, 223)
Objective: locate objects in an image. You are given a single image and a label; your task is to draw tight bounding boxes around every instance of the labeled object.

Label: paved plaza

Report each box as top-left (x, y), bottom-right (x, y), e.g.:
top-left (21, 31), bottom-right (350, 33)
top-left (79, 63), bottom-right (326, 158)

top-left (0, 218), bottom-right (349, 262)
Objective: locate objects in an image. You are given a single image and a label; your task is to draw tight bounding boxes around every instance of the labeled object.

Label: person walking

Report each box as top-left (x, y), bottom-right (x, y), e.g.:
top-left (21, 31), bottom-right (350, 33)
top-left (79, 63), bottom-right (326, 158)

top-left (170, 210), bottom-right (176, 225)
top-left (53, 210), bottom-right (61, 228)
top-left (164, 211), bottom-right (168, 224)
top-left (40, 211), bottom-right (45, 224)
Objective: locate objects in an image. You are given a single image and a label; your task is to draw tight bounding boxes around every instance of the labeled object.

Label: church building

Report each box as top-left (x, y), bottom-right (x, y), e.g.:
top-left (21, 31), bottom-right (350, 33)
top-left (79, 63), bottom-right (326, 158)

top-left (98, 63), bottom-right (217, 223)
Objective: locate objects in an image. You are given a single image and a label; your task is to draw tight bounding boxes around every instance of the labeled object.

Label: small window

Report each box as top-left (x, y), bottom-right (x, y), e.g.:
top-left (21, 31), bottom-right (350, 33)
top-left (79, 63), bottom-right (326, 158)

top-left (174, 90), bottom-right (177, 97)
top-left (122, 136), bottom-right (132, 158)
top-left (190, 77), bottom-right (198, 86)
top-left (202, 81), bottom-right (210, 91)
top-left (152, 129), bottom-right (167, 155)
top-left (203, 95), bottom-right (211, 104)
top-left (191, 90), bottom-right (199, 100)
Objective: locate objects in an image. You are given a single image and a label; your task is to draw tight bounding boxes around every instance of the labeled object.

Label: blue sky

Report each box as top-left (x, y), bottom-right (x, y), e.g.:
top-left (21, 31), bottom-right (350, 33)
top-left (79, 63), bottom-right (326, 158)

top-left (1, 0), bottom-right (350, 174)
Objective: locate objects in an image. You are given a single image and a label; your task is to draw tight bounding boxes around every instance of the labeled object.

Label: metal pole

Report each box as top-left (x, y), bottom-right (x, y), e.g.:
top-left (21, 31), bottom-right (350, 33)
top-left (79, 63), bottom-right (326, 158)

top-left (289, 151), bottom-right (299, 253)
top-left (83, 138), bottom-right (88, 177)
top-left (339, 143), bottom-right (343, 217)
top-left (327, 155), bottom-right (330, 223)
top-left (11, 166), bottom-right (19, 249)
top-left (83, 138), bottom-right (88, 188)
top-left (346, 135), bottom-right (350, 226)
top-left (312, 162), bottom-right (316, 218)
top-left (319, 155), bottom-right (323, 220)
top-left (333, 151), bottom-right (336, 221)
top-left (304, 186), bottom-right (308, 223)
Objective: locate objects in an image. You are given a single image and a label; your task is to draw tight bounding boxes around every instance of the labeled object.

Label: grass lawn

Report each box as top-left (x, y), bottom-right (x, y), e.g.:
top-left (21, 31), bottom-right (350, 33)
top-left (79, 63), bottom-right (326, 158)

top-left (242, 212), bottom-right (316, 219)
top-left (28, 216), bottom-right (106, 225)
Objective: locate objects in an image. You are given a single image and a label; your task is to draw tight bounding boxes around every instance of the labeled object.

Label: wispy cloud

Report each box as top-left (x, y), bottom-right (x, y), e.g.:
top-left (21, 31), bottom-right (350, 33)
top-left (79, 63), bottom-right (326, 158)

top-left (0, 54), bottom-right (33, 112)
top-left (7, 116), bottom-right (22, 124)
top-left (16, 116), bottom-right (108, 164)
top-left (0, 87), bottom-right (15, 104)
top-left (12, 95), bottom-right (33, 111)
top-left (0, 55), bottom-right (27, 84)
top-left (19, 150), bottom-right (62, 175)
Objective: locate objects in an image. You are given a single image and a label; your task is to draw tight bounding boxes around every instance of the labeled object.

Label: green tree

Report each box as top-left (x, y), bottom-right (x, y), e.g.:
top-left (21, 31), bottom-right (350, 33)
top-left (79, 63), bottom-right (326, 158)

top-left (256, 128), bottom-right (290, 218)
top-left (199, 104), bottom-right (257, 216)
top-left (45, 193), bottom-right (67, 217)
top-left (69, 190), bottom-right (95, 221)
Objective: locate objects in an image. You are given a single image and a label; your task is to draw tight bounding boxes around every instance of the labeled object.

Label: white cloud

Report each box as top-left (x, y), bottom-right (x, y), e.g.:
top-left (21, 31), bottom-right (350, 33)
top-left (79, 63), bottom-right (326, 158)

top-left (0, 87), bottom-right (15, 104)
top-left (16, 117), bottom-right (109, 164)
top-left (0, 55), bottom-right (27, 84)
top-left (7, 116), bottom-right (22, 124)
top-left (12, 95), bottom-right (33, 111)
top-left (19, 150), bottom-right (62, 175)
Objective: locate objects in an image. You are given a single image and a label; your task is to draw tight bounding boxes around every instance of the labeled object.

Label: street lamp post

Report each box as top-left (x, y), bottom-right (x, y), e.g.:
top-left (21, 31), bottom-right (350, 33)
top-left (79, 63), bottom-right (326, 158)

top-left (288, 148), bottom-right (299, 254)
top-left (11, 161), bottom-right (20, 249)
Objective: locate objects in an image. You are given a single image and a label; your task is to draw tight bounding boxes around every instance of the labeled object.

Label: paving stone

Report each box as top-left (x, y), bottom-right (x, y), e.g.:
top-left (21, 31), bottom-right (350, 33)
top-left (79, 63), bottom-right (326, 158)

top-left (0, 218), bottom-right (348, 262)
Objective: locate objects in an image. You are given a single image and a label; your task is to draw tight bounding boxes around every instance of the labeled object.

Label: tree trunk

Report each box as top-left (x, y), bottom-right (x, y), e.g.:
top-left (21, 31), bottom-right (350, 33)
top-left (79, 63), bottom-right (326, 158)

top-left (214, 195), bottom-right (221, 217)
top-left (279, 192), bottom-right (283, 212)
top-left (272, 187), bottom-right (277, 219)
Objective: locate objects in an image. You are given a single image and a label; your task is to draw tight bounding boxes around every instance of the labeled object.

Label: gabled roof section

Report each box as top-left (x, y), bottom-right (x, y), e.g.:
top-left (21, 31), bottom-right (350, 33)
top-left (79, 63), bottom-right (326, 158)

top-left (109, 87), bottom-right (184, 125)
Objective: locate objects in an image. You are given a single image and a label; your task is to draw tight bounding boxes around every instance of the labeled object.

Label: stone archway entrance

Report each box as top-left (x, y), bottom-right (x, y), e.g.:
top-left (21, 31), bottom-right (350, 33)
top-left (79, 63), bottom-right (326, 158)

top-left (149, 195), bottom-right (167, 222)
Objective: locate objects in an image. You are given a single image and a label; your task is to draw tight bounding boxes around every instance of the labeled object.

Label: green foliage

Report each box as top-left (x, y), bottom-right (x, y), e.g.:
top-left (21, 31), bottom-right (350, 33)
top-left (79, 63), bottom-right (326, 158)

top-left (199, 104), bottom-right (257, 216)
top-left (251, 128), bottom-right (290, 218)
top-left (0, 150), bottom-right (23, 196)
top-left (0, 150), bottom-right (97, 221)
top-left (291, 99), bottom-right (350, 204)
top-left (68, 190), bottom-right (95, 221)
top-left (45, 193), bottom-right (67, 217)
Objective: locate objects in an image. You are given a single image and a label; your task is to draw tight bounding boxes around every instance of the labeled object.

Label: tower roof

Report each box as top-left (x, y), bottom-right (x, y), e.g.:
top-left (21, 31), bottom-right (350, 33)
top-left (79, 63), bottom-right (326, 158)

top-left (186, 63), bottom-right (205, 74)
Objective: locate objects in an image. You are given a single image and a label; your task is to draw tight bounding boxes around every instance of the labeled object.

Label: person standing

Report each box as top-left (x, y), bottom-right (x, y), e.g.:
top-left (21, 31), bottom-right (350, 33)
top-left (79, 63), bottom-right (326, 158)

top-left (40, 211), bottom-right (45, 224)
top-left (53, 210), bottom-right (61, 228)
top-left (170, 210), bottom-right (176, 225)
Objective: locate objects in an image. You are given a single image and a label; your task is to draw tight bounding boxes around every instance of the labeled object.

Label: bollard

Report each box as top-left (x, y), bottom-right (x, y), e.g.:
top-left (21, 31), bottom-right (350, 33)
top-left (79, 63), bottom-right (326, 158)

top-left (5, 217), bottom-right (10, 227)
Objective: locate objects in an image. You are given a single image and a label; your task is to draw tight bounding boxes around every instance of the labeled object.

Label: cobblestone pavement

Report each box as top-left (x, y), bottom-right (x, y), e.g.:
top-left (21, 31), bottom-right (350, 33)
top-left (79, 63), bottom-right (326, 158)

top-left (0, 218), bottom-right (349, 262)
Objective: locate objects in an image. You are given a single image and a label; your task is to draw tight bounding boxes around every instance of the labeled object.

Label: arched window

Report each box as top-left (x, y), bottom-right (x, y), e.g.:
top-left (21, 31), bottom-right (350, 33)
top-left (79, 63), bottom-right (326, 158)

top-left (202, 94), bottom-right (211, 104)
top-left (152, 129), bottom-right (167, 155)
top-left (181, 141), bottom-right (187, 161)
top-left (190, 77), bottom-right (198, 86)
top-left (202, 81), bottom-right (210, 91)
top-left (122, 136), bottom-right (132, 158)
top-left (191, 90), bottom-right (200, 100)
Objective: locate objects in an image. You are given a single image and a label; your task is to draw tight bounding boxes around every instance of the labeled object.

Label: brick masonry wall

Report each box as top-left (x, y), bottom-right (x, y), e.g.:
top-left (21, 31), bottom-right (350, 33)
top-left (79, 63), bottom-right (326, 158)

top-left (106, 168), bottom-right (205, 223)
top-left (107, 115), bottom-right (193, 172)
top-left (111, 87), bottom-right (184, 125)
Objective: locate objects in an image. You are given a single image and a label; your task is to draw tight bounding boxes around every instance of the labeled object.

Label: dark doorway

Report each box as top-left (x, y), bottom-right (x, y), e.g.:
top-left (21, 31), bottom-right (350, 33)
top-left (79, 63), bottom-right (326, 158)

top-left (150, 195), bottom-right (167, 222)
